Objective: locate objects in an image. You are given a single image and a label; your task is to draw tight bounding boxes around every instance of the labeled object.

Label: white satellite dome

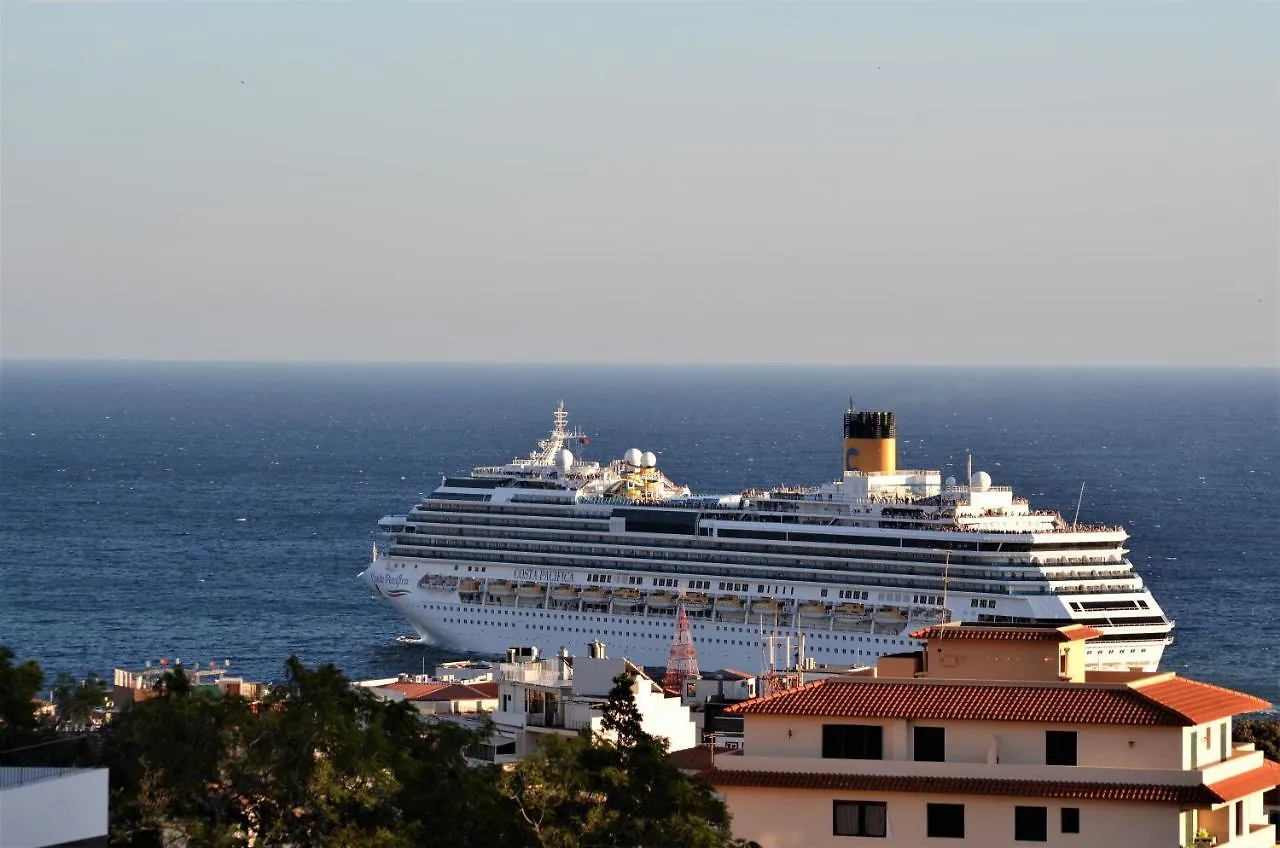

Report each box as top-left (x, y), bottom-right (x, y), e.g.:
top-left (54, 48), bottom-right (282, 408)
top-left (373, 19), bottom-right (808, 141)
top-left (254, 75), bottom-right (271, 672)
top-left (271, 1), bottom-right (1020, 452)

top-left (557, 448), bottom-right (574, 473)
top-left (641, 451), bottom-right (657, 468)
top-left (945, 476), bottom-right (957, 488)
top-left (971, 471), bottom-right (992, 492)
top-left (625, 448), bottom-right (643, 467)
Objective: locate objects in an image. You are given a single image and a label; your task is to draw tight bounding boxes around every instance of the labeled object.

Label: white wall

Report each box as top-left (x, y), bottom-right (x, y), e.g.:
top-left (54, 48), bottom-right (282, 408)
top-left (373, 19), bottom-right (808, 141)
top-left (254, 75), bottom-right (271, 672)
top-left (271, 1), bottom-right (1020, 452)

top-left (0, 769), bottom-right (109, 848)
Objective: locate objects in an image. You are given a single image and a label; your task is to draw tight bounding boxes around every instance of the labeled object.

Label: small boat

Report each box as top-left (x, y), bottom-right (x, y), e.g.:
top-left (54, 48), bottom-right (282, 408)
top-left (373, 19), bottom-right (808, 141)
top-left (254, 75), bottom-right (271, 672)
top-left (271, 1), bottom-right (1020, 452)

top-left (750, 597), bottom-right (783, 615)
top-left (835, 603), bottom-right (867, 621)
top-left (488, 580), bottom-right (516, 598)
top-left (611, 587), bottom-right (643, 607)
top-left (682, 592), bottom-right (711, 611)
top-left (581, 587), bottom-right (609, 603)
top-left (517, 582), bottom-right (544, 599)
top-left (798, 601), bottom-right (830, 618)
top-left (458, 578), bottom-right (481, 594)
top-left (646, 590), bottom-right (677, 608)
top-left (551, 584), bottom-right (580, 602)
top-left (714, 595), bottom-right (744, 612)
top-left (873, 607), bottom-right (906, 626)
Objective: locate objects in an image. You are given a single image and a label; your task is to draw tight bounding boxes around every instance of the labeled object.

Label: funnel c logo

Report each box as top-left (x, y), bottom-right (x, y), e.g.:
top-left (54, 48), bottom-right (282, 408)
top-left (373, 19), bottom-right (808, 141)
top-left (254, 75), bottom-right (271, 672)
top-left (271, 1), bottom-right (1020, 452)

top-left (846, 446), bottom-right (860, 470)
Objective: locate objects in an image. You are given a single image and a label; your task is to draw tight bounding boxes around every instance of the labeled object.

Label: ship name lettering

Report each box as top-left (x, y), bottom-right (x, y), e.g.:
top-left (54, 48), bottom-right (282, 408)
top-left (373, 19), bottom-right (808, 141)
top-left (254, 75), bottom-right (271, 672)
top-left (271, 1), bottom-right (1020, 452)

top-left (370, 573), bottom-right (410, 588)
top-left (513, 567), bottom-right (574, 583)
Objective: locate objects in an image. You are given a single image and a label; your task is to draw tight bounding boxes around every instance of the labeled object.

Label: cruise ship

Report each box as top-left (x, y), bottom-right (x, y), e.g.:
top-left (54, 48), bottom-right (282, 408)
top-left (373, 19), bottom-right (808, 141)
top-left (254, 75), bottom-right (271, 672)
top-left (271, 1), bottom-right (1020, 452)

top-left (360, 403), bottom-right (1173, 672)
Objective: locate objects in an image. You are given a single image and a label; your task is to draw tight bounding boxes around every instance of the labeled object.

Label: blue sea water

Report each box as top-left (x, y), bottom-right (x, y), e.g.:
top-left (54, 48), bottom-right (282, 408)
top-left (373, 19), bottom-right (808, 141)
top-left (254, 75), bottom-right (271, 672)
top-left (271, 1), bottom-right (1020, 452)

top-left (1, 362), bottom-right (1277, 707)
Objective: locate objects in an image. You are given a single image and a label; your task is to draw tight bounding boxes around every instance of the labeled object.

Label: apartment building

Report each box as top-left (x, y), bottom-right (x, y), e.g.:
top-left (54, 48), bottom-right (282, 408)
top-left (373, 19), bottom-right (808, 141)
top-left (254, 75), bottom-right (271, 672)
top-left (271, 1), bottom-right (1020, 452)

top-left (705, 623), bottom-right (1278, 847)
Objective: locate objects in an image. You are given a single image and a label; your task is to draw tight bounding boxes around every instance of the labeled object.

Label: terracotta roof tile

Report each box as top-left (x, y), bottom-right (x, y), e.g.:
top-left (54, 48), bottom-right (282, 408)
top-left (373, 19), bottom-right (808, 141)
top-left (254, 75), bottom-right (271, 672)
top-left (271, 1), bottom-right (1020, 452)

top-left (414, 682), bottom-right (499, 702)
top-left (382, 682), bottom-right (449, 700)
top-left (724, 677), bottom-right (1272, 726)
top-left (667, 744), bottom-right (736, 775)
top-left (707, 769), bottom-right (1219, 804)
top-left (909, 624), bottom-right (1104, 642)
top-left (1205, 760), bottom-right (1280, 804)
top-left (1130, 677), bottom-right (1273, 725)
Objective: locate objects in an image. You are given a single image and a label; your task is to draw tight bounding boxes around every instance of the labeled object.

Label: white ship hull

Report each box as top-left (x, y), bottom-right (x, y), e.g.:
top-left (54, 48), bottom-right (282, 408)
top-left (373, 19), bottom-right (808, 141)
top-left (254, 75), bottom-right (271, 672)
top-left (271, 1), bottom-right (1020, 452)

top-left (365, 565), bottom-right (1169, 673)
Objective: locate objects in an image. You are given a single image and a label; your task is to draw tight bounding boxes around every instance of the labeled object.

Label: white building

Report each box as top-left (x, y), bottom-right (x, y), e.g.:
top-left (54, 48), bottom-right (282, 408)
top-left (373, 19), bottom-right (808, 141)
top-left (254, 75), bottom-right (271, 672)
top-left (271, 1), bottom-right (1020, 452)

top-left (486, 642), bottom-right (697, 764)
top-left (0, 767), bottom-right (108, 848)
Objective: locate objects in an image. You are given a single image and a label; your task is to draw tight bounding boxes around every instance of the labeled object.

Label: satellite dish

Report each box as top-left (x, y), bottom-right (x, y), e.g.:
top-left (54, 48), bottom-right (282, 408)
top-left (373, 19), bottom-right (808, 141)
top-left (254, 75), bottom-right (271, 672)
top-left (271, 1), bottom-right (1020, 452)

top-left (558, 448), bottom-right (574, 473)
top-left (971, 471), bottom-right (992, 492)
top-left (945, 476), bottom-right (957, 488)
top-left (641, 451), bottom-right (657, 468)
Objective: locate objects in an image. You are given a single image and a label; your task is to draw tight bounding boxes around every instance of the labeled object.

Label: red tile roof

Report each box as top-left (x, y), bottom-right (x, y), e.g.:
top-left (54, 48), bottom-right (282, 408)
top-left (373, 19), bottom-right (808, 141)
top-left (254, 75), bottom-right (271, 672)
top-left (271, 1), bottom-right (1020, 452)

top-left (382, 682), bottom-right (449, 700)
top-left (707, 769), bottom-right (1221, 804)
top-left (1130, 677), bottom-right (1272, 725)
top-left (414, 682), bottom-right (499, 702)
top-left (909, 624), bottom-right (1104, 642)
top-left (667, 744), bottom-right (737, 774)
top-left (1205, 760), bottom-right (1280, 804)
top-left (724, 677), bottom-right (1272, 726)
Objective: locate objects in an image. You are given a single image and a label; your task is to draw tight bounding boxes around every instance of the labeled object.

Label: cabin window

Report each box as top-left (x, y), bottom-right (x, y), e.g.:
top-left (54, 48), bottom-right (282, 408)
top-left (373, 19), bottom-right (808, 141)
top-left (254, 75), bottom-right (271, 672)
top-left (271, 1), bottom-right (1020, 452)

top-left (1061, 808), bottom-right (1080, 834)
top-left (926, 803), bottom-right (964, 838)
top-left (833, 801), bottom-right (887, 837)
top-left (822, 724), bottom-right (883, 760)
top-left (914, 726), bottom-right (945, 762)
top-left (1014, 806), bottom-right (1047, 841)
top-left (1046, 730), bottom-right (1077, 766)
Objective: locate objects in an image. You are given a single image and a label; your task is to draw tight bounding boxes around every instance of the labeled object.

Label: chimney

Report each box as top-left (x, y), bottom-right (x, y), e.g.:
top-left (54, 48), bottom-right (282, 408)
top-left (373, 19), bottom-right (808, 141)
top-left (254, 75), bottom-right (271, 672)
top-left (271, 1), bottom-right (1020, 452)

top-left (558, 646), bottom-right (571, 678)
top-left (588, 640), bottom-right (606, 659)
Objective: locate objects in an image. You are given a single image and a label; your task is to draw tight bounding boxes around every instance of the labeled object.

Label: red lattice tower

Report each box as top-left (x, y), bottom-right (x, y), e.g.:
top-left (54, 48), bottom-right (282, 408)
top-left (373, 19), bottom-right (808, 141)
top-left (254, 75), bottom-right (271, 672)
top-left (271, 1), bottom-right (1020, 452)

top-left (662, 605), bottom-right (700, 693)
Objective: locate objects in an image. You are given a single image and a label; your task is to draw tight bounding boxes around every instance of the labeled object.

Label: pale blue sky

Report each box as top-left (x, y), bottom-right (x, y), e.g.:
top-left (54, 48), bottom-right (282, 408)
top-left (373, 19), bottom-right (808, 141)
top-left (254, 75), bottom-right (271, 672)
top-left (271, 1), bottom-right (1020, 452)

top-left (2, 3), bottom-right (1276, 365)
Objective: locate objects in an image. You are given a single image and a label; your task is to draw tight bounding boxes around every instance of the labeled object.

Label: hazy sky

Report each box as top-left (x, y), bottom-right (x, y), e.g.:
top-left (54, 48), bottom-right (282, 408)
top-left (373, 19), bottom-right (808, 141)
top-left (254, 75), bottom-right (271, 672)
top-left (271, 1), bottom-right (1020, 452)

top-left (2, 4), bottom-right (1276, 365)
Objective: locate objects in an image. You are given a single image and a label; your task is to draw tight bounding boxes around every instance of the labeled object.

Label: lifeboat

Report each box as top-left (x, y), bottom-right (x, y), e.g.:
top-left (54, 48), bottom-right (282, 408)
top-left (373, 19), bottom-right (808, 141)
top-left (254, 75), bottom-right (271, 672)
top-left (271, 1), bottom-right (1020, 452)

top-left (835, 603), bottom-right (867, 621)
top-left (682, 592), bottom-right (711, 612)
top-left (458, 578), bottom-right (481, 594)
top-left (611, 587), bottom-right (643, 607)
top-left (798, 601), bottom-right (830, 618)
top-left (551, 584), bottom-right (580, 602)
top-left (517, 582), bottom-right (544, 599)
top-left (750, 597), bottom-right (783, 615)
top-left (581, 587), bottom-right (609, 604)
top-left (714, 595), bottom-right (744, 612)
top-left (488, 580), bottom-right (516, 598)
top-left (646, 590), bottom-right (677, 608)
top-left (873, 607), bottom-right (906, 626)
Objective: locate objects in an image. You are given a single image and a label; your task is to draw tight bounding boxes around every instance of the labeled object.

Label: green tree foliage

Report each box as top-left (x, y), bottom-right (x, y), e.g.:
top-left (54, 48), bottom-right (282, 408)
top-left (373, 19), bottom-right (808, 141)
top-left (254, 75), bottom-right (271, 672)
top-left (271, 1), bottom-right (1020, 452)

top-left (0, 646), bottom-right (49, 752)
top-left (503, 670), bottom-right (755, 848)
top-left (52, 670), bottom-right (111, 731)
top-left (1234, 717), bottom-right (1280, 762)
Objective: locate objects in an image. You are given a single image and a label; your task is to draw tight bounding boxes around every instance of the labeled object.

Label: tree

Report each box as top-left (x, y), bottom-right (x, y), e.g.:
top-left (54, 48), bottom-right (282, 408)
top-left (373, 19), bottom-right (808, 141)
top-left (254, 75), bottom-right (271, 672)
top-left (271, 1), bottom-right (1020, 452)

top-left (52, 670), bottom-right (110, 731)
top-left (0, 645), bottom-right (48, 751)
top-left (1234, 717), bottom-right (1280, 762)
top-left (503, 670), bottom-right (754, 848)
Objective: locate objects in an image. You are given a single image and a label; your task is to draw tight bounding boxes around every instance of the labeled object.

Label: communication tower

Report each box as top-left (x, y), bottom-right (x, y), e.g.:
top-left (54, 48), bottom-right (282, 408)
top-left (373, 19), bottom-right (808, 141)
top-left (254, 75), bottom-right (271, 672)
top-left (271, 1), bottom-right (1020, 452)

top-left (662, 605), bottom-right (700, 693)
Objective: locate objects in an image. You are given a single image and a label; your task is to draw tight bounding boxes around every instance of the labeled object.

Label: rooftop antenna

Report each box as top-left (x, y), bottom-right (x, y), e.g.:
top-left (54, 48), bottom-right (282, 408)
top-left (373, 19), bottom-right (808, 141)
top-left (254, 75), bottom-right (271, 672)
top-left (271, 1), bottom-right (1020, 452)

top-left (1071, 482), bottom-right (1085, 530)
top-left (966, 453), bottom-right (973, 504)
top-left (662, 605), bottom-right (700, 694)
top-left (941, 553), bottom-right (952, 622)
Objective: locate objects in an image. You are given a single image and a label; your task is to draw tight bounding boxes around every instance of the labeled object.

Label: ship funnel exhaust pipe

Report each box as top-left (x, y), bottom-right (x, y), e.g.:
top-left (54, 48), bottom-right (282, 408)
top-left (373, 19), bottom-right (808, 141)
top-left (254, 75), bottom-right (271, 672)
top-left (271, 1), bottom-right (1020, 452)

top-left (843, 408), bottom-right (897, 474)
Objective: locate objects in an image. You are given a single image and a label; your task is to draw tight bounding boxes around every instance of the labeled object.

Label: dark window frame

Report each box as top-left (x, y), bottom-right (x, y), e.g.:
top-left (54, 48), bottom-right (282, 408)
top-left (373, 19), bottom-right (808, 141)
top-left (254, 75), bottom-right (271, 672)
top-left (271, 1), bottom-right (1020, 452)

top-left (1061, 807), bottom-right (1080, 834)
top-left (1045, 730), bottom-right (1078, 766)
top-left (1014, 806), bottom-right (1048, 842)
top-left (823, 724), bottom-right (884, 760)
top-left (914, 726), bottom-right (946, 762)
top-left (926, 803), bottom-right (965, 838)
top-left (832, 800), bottom-right (888, 838)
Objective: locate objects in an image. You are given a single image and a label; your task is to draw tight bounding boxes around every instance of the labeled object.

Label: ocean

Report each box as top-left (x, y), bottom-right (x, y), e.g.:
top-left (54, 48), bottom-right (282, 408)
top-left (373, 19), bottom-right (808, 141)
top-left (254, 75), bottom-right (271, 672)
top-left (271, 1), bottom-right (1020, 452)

top-left (1, 362), bottom-right (1276, 708)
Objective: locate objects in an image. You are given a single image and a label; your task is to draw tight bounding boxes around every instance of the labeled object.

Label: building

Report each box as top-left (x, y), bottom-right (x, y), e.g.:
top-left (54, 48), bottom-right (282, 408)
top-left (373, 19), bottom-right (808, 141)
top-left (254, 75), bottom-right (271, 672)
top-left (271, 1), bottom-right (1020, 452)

top-left (0, 767), bottom-right (108, 848)
top-left (359, 676), bottom-right (500, 718)
top-left (485, 642), bottom-right (697, 764)
top-left (703, 623), bottom-right (1279, 847)
top-left (112, 662), bottom-right (268, 709)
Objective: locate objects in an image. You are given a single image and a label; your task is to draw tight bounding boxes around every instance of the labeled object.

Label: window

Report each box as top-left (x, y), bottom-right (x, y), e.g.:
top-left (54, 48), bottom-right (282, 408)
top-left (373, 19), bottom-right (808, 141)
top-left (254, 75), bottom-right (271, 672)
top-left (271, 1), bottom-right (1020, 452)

top-left (926, 803), bottom-right (964, 838)
top-left (823, 724), bottom-right (884, 760)
top-left (1014, 806), bottom-right (1047, 841)
top-left (833, 801), bottom-right (887, 837)
top-left (1061, 808), bottom-right (1080, 834)
top-left (1046, 730), bottom-right (1077, 766)
top-left (914, 726), bottom-right (945, 762)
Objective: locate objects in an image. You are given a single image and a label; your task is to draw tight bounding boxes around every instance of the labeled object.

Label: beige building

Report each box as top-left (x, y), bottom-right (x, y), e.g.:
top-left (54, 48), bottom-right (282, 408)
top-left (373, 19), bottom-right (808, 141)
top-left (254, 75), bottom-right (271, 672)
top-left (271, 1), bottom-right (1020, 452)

top-left (706, 623), bottom-right (1278, 847)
